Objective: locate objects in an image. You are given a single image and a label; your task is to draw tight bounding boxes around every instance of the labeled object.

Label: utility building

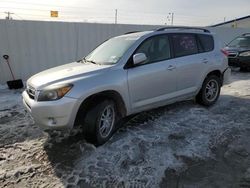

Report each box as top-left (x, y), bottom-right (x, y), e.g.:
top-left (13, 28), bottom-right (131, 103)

top-left (212, 15), bottom-right (250, 28)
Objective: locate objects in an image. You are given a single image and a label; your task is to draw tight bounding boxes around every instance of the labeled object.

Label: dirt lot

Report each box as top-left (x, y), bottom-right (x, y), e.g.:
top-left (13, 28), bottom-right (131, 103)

top-left (0, 69), bottom-right (250, 188)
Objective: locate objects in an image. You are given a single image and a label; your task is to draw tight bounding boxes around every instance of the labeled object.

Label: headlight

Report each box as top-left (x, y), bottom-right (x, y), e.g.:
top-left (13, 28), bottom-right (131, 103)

top-left (239, 51), bottom-right (250, 57)
top-left (37, 84), bottom-right (73, 101)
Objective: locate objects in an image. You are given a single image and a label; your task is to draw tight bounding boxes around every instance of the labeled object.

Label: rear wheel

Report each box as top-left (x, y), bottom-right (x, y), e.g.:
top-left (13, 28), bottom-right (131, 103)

top-left (83, 100), bottom-right (118, 145)
top-left (196, 75), bottom-right (221, 106)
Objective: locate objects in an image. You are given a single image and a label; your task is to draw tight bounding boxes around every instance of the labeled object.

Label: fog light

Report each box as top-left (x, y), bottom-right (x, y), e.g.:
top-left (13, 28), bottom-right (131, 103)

top-left (48, 117), bottom-right (57, 125)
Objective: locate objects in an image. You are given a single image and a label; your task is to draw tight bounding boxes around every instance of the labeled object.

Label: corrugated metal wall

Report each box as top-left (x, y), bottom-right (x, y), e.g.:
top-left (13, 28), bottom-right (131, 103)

top-left (0, 20), bottom-right (249, 84)
top-left (0, 20), bottom-right (159, 84)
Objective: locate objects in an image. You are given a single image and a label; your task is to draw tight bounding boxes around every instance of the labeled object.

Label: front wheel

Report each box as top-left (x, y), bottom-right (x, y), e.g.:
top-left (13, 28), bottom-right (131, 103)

top-left (84, 100), bottom-right (118, 145)
top-left (196, 75), bottom-right (221, 106)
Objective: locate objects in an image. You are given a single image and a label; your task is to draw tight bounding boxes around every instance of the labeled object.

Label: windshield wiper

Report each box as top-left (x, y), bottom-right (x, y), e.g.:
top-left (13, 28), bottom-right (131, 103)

top-left (77, 58), bottom-right (96, 64)
top-left (77, 57), bottom-right (87, 63)
top-left (81, 58), bottom-right (98, 65)
top-left (86, 60), bottom-right (98, 64)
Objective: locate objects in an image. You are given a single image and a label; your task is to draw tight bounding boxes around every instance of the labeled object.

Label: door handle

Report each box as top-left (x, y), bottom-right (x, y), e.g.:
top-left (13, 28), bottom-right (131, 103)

top-left (202, 59), bottom-right (208, 64)
top-left (167, 65), bottom-right (176, 70)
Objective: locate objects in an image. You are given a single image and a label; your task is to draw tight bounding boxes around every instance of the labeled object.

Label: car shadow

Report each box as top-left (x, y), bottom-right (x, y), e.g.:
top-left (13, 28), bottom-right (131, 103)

top-left (43, 131), bottom-right (85, 171)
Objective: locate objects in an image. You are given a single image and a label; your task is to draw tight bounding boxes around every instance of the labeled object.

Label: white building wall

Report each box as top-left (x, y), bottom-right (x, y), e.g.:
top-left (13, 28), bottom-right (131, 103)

top-left (0, 20), bottom-right (250, 84)
top-left (209, 27), bottom-right (250, 45)
top-left (214, 17), bottom-right (250, 28)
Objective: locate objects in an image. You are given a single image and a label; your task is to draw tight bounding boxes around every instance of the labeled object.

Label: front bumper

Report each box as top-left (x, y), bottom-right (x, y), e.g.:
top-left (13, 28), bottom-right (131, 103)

top-left (22, 90), bottom-right (78, 130)
top-left (228, 57), bottom-right (250, 68)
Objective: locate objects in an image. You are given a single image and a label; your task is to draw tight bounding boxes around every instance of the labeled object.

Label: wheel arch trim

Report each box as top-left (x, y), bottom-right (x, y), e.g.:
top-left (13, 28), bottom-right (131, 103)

top-left (73, 90), bottom-right (127, 127)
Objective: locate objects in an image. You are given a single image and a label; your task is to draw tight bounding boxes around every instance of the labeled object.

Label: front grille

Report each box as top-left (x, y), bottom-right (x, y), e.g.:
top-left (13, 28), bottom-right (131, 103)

top-left (228, 52), bottom-right (238, 58)
top-left (26, 85), bottom-right (36, 100)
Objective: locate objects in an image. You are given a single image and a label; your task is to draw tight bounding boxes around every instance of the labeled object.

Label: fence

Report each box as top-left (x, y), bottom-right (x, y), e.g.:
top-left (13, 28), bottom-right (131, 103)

top-left (0, 20), bottom-right (249, 84)
top-left (0, 20), bottom-right (160, 84)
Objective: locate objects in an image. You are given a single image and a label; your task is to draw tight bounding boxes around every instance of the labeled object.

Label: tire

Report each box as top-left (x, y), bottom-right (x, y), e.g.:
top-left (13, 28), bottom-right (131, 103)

top-left (196, 75), bottom-right (221, 106)
top-left (83, 100), bottom-right (118, 145)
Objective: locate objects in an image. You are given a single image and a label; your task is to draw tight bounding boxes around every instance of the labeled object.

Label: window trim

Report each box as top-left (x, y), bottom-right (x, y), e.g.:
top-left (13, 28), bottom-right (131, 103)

top-left (196, 34), bottom-right (205, 53)
top-left (124, 34), bottom-right (173, 69)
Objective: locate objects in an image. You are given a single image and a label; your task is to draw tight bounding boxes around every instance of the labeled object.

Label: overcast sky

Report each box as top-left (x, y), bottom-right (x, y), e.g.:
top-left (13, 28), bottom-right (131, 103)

top-left (0, 0), bottom-right (249, 26)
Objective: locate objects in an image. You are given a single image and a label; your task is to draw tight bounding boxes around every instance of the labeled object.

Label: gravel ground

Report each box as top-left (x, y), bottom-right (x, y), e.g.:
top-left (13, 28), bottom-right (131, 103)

top-left (0, 69), bottom-right (249, 188)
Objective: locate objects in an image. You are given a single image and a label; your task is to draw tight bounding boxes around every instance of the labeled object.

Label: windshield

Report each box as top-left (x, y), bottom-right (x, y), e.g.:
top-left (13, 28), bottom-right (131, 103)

top-left (85, 36), bottom-right (138, 65)
top-left (228, 36), bottom-right (250, 48)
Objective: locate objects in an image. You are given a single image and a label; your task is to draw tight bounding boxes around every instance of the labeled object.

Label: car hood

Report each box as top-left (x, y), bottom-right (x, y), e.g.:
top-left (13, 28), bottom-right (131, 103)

top-left (27, 62), bottom-right (112, 89)
top-left (224, 46), bottom-right (250, 52)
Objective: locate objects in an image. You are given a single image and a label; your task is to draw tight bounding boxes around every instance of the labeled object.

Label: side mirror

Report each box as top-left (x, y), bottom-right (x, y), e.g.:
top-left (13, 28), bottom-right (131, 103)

top-left (133, 53), bottom-right (147, 65)
top-left (3, 55), bottom-right (9, 60)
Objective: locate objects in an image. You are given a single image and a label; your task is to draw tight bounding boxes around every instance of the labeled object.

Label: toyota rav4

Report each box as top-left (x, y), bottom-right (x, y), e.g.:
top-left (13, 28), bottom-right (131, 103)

top-left (22, 27), bottom-right (230, 145)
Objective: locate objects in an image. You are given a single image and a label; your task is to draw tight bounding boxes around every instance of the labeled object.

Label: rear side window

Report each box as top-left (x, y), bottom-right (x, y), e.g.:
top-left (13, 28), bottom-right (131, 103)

top-left (172, 34), bottom-right (198, 57)
top-left (197, 34), bottom-right (214, 52)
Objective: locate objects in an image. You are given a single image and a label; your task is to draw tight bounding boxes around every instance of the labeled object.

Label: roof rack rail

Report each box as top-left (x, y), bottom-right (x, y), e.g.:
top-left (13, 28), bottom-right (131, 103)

top-left (242, 33), bottom-right (250, 36)
top-left (124, 31), bottom-right (140, 34)
top-left (155, 26), bottom-right (210, 33)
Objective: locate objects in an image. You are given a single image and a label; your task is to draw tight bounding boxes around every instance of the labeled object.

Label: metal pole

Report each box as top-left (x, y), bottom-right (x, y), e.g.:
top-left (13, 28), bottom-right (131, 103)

top-left (115, 9), bottom-right (117, 24)
top-left (4, 12), bottom-right (14, 20)
top-left (6, 59), bottom-right (15, 80)
top-left (171, 13), bottom-right (174, 25)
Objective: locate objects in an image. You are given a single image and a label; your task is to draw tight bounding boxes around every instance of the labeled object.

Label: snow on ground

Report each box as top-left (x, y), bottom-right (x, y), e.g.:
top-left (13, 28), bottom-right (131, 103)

top-left (0, 69), bottom-right (250, 188)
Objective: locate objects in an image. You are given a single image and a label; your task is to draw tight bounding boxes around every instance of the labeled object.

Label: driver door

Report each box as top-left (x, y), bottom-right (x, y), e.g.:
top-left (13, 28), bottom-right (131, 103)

top-left (127, 34), bottom-right (177, 111)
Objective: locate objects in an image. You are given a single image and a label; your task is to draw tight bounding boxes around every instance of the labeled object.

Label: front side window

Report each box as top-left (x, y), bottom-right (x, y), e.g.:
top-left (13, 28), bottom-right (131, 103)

top-left (135, 35), bottom-right (171, 64)
top-left (85, 36), bottom-right (138, 65)
top-left (172, 34), bottom-right (198, 57)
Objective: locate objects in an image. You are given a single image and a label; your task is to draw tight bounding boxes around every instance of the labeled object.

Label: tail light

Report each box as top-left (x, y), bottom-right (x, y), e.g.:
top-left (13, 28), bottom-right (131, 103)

top-left (221, 49), bottom-right (229, 57)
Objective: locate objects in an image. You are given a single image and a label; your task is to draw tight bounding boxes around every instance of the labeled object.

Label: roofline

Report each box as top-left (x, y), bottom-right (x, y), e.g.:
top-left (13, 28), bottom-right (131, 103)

top-left (210, 15), bottom-right (250, 27)
top-left (155, 26), bottom-right (210, 33)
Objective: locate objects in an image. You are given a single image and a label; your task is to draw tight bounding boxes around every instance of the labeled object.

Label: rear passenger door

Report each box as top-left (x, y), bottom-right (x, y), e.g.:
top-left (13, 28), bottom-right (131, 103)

top-left (171, 33), bottom-right (211, 96)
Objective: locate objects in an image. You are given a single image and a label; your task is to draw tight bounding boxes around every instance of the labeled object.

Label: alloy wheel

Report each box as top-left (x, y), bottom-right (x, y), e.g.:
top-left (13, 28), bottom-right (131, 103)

top-left (98, 105), bottom-right (115, 138)
top-left (205, 79), bottom-right (219, 102)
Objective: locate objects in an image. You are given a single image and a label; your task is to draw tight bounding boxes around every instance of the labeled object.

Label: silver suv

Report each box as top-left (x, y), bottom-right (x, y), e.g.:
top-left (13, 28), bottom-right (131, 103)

top-left (22, 27), bottom-right (230, 145)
